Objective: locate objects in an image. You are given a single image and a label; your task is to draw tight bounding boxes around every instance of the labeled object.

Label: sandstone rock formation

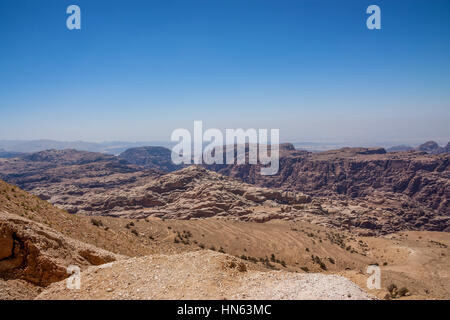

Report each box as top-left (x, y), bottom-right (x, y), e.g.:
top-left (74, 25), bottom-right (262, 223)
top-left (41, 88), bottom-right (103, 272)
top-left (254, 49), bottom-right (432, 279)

top-left (206, 145), bottom-right (450, 218)
top-left (42, 166), bottom-right (313, 221)
top-left (0, 149), bottom-right (156, 192)
top-left (0, 212), bottom-right (122, 286)
top-left (0, 179), bottom-right (448, 300)
top-left (0, 147), bottom-right (448, 235)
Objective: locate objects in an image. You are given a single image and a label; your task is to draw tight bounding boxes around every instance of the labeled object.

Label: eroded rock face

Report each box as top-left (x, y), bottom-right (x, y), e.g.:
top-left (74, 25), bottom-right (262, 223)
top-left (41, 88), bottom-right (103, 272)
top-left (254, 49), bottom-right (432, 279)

top-left (47, 166), bottom-right (312, 221)
top-left (206, 147), bottom-right (450, 217)
top-left (0, 212), bottom-right (121, 286)
top-left (0, 147), bottom-right (448, 235)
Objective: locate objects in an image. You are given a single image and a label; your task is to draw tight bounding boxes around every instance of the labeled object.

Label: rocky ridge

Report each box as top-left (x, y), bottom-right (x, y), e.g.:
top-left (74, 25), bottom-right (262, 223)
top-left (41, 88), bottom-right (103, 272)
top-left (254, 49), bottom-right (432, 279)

top-left (0, 147), bottom-right (448, 235)
top-left (206, 145), bottom-right (450, 218)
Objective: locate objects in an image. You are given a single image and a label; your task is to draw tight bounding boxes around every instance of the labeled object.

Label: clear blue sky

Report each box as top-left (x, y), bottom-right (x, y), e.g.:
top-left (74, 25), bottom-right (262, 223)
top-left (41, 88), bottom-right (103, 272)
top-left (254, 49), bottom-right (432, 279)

top-left (0, 0), bottom-right (449, 145)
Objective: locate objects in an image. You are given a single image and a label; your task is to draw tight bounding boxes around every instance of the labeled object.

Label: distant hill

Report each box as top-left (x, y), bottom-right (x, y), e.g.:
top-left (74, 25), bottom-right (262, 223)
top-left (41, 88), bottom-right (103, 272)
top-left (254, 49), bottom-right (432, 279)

top-left (386, 145), bottom-right (414, 152)
top-left (0, 140), bottom-right (174, 155)
top-left (386, 141), bottom-right (449, 154)
top-left (0, 148), bottom-right (22, 158)
top-left (119, 146), bottom-right (183, 172)
top-left (417, 141), bottom-right (449, 154)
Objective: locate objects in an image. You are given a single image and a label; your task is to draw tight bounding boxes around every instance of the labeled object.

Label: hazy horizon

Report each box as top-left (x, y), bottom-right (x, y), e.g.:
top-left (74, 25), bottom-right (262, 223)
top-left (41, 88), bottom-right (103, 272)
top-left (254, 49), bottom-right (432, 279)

top-left (1, 137), bottom-right (448, 154)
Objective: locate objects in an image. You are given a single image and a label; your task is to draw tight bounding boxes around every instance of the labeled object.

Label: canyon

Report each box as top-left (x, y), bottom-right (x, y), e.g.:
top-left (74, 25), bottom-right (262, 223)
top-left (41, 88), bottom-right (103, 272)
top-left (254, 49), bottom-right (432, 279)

top-left (0, 142), bottom-right (448, 300)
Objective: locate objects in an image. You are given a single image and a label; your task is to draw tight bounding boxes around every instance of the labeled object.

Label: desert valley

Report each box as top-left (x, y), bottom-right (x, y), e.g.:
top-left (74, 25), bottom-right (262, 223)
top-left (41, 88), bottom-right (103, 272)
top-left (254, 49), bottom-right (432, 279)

top-left (0, 141), bottom-right (448, 300)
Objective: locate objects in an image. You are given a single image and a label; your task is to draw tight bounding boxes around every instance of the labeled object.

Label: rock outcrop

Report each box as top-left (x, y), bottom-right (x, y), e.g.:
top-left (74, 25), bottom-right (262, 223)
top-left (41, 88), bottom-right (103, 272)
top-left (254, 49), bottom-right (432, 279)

top-left (0, 212), bottom-right (122, 286)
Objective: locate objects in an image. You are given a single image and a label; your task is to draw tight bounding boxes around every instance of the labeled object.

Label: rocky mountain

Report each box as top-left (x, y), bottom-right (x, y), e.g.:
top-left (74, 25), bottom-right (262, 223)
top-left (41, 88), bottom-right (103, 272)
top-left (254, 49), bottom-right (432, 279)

top-left (119, 146), bottom-right (183, 172)
top-left (113, 143), bottom-right (449, 219)
top-left (0, 149), bottom-right (159, 201)
top-left (2, 158), bottom-right (447, 235)
top-left (0, 147), bottom-right (448, 235)
top-left (417, 141), bottom-right (447, 154)
top-left (205, 145), bottom-right (450, 218)
top-left (387, 141), bottom-right (449, 154)
top-left (1, 179), bottom-right (449, 300)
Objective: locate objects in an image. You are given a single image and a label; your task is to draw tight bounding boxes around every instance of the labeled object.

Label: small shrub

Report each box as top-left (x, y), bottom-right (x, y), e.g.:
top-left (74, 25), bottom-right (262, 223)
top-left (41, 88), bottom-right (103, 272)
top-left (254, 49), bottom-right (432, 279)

top-left (312, 255), bottom-right (327, 270)
top-left (398, 287), bottom-right (409, 297)
top-left (183, 230), bottom-right (192, 238)
top-left (125, 222), bottom-right (134, 229)
top-left (91, 218), bottom-right (103, 227)
top-left (237, 262), bottom-right (247, 272)
top-left (131, 229), bottom-right (138, 236)
top-left (387, 283), bottom-right (397, 293)
top-left (300, 266), bottom-right (309, 272)
top-left (387, 284), bottom-right (398, 298)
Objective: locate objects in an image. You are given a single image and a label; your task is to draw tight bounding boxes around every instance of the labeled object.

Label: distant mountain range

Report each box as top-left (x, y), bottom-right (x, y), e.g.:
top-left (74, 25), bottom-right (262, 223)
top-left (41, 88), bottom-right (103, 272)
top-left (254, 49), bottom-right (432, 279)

top-left (387, 141), bottom-right (450, 154)
top-left (0, 140), bottom-right (174, 155)
top-left (1, 139), bottom-right (449, 155)
top-left (0, 148), bottom-right (23, 159)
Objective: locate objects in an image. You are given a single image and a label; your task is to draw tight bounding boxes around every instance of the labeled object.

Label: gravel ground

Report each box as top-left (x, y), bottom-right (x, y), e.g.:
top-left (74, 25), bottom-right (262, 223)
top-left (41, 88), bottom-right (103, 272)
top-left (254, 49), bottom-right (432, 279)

top-left (36, 251), bottom-right (375, 300)
top-left (232, 273), bottom-right (374, 300)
